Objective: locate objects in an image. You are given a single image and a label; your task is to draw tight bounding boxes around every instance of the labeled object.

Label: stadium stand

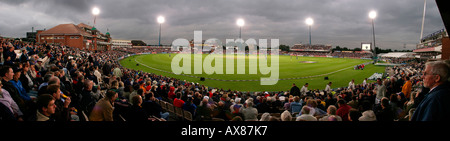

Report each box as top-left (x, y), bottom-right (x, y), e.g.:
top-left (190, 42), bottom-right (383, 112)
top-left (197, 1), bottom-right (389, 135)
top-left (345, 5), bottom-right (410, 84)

top-left (0, 36), bottom-right (448, 121)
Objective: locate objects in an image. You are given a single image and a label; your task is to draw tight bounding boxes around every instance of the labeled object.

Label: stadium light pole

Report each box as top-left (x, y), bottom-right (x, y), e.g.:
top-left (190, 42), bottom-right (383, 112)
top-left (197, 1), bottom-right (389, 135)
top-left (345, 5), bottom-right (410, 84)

top-left (92, 7), bottom-right (100, 51)
top-left (236, 18), bottom-right (245, 39)
top-left (92, 7), bottom-right (100, 26)
top-left (305, 18), bottom-right (314, 48)
top-left (369, 11), bottom-right (377, 61)
top-left (157, 16), bottom-right (165, 46)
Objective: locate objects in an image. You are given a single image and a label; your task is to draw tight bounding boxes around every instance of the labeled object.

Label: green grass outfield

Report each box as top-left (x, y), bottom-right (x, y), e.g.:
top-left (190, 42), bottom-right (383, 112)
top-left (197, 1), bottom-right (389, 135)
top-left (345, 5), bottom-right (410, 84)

top-left (120, 54), bottom-right (386, 92)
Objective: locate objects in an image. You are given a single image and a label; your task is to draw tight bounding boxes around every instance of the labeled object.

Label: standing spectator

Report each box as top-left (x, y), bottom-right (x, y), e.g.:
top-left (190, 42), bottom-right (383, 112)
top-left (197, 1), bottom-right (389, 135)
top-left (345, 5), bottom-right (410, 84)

top-left (89, 90), bottom-right (117, 121)
top-left (362, 78), bottom-right (368, 87)
top-left (411, 61), bottom-right (450, 121)
top-left (348, 79), bottom-right (355, 90)
top-left (300, 83), bottom-right (309, 96)
top-left (290, 83), bottom-right (300, 97)
top-left (401, 76), bottom-right (412, 99)
top-left (375, 78), bottom-right (386, 105)
top-left (324, 82), bottom-right (332, 94)
top-left (336, 100), bottom-right (351, 121)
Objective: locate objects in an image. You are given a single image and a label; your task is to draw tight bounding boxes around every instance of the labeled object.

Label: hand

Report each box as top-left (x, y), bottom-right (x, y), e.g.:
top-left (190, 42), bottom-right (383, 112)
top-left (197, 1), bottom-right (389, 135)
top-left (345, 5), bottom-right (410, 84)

top-left (64, 97), bottom-right (71, 108)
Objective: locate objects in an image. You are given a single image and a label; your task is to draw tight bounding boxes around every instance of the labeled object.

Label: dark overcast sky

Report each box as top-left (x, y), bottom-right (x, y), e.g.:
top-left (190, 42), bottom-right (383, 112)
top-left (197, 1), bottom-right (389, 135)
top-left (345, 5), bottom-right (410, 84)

top-left (0, 0), bottom-right (445, 50)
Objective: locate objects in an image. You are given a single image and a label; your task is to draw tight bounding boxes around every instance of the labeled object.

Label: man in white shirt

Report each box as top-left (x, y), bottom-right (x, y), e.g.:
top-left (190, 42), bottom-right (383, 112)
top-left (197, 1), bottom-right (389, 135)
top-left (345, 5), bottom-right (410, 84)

top-left (362, 78), bottom-right (368, 87)
top-left (301, 83), bottom-right (309, 96)
top-left (348, 79), bottom-right (355, 90)
top-left (325, 82), bottom-right (332, 94)
top-left (375, 78), bottom-right (386, 104)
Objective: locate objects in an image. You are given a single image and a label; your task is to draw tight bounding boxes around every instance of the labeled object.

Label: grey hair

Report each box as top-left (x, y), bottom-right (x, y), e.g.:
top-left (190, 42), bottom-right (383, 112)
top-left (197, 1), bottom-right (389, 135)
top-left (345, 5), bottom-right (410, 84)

top-left (327, 105), bottom-right (338, 115)
top-left (260, 113), bottom-right (271, 121)
top-left (426, 61), bottom-right (450, 82)
top-left (281, 110), bottom-right (292, 121)
top-left (246, 100), bottom-right (254, 107)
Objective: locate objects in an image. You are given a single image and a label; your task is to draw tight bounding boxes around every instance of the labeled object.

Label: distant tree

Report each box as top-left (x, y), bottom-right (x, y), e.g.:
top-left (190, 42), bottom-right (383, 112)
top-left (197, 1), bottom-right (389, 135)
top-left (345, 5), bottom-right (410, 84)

top-left (279, 44), bottom-right (290, 51)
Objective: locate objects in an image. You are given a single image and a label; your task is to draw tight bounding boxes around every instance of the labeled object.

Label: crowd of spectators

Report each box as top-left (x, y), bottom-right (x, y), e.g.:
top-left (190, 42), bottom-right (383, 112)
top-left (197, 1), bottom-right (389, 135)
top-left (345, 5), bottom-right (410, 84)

top-left (331, 51), bottom-right (372, 58)
top-left (1, 36), bottom-right (449, 121)
top-left (291, 44), bottom-right (332, 51)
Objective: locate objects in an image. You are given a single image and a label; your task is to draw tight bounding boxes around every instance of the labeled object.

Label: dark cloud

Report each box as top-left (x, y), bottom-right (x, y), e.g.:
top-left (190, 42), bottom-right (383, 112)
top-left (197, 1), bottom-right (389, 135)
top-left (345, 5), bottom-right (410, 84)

top-left (0, 0), bottom-right (445, 50)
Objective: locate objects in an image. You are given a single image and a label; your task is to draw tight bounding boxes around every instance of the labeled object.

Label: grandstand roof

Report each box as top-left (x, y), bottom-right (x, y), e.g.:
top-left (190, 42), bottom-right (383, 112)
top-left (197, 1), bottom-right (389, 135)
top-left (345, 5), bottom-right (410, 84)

top-left (413, 46), bottom-right (442, 53)
top-left (39, 23), bottom-right (92, 37)
top-left (380, 52), bottom-right (415, 58)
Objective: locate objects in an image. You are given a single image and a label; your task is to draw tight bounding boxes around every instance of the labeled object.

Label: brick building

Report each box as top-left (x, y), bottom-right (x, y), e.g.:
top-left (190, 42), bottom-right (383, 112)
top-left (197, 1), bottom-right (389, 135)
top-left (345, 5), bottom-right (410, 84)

top-left (36, 23), bottom-right (111, 51)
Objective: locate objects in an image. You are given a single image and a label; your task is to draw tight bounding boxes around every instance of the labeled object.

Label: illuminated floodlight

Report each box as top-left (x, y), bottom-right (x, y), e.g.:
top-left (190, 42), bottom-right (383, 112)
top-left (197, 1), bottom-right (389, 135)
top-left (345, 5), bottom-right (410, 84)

top-left (157, 16), bottom-right (165, 24)
top-left (305, 18), bottom-right (314, 26)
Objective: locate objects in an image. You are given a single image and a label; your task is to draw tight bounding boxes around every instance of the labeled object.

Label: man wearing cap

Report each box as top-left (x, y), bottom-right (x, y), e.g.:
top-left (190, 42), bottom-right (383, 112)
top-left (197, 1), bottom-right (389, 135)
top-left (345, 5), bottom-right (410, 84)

top-left (35, 58), bottom-right (46, 72)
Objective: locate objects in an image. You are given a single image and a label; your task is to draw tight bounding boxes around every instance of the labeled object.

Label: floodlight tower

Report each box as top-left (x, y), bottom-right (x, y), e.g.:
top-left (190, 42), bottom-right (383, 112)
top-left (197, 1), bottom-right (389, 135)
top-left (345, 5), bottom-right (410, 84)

top-left (369, 11), bottom-right (377, 60)
top-left (236, 18), bottom-right (245, 39)
top-left (157, 16), bottom-right (165, 46)
top-left (92, 7), bottom-right (100, 50)
top-left (305, 18), bottom-right (314, 48)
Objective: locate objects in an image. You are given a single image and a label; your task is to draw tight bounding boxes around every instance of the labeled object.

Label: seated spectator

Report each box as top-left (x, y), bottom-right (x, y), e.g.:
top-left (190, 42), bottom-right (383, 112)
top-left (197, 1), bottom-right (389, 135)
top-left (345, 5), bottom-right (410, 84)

top-left (195, 98), bottom-right (213, 121)
top-left (259, 112), bottom-right (271, 121)
top-left (129, 88), bottom-right (144, 105)
top-left (296, 106), bottom-right (317, 121)
top-left (336, 99), bottom-right (352, 121)
top-left (319, 105), bottom-right (342, 121)
top-left (359, 110), bottom-right (377, 121)
top-left (35, 94), bottom-right (56, 121)
top-left (79, 79), bottom-right (98, 116)
top-left (240, 100), bottom-right (258, 121)
top-left (89, 90), bottom-right (118, 121)
top-left (283, 97), bottom-right (293, 112)
top-left (182, 95), bottom-right (197, 117)
top-left (348, 108), bottom-right (361, 121)
top-left (0, 80), bottom-right (23, 121)
top-left (127, 95), bottom-right (149, 121)
top-left (280, 110), bottom-right (292, 121)
top-left (290, 96), bottom-right (302, 116)
top-left (173, 92), bottom-right (185, 108)
top-left (375, 97), bottom-right (394, 121)
top-left (9, 67), bottom-right (31, 103)
top-left (47, 84), bottom-right (71, 121)
top-left (142, 92), bottom-right (169, 120)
